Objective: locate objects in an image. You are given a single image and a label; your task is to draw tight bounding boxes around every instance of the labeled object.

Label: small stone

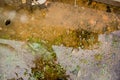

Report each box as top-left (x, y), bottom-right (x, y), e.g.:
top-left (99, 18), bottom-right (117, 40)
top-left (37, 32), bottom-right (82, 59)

top-left (0, 27), bottom-right (2, 30)
top-left (22, 0), bottom-right (26, 4)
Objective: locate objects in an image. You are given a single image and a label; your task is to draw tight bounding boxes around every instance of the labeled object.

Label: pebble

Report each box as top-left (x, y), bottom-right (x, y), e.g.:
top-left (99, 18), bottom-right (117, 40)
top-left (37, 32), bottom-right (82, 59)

top-left (0, 27), bottom-right (2, 31)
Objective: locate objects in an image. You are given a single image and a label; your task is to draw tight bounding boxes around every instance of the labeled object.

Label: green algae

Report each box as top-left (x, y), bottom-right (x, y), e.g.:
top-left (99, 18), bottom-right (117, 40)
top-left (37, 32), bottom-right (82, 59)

top-left (30, 57), bottom-right (68, 80)
top-left (25, 42), bottom-right (68, 80)
top-left (94, 54), bottom-right (103, 61)
top-left (53, 29), bottom-right (99, 49)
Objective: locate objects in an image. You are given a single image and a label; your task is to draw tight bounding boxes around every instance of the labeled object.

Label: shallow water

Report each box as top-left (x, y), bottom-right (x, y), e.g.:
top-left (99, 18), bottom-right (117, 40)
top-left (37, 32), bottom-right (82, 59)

top-left (0, 2), bottom-right (119, 49)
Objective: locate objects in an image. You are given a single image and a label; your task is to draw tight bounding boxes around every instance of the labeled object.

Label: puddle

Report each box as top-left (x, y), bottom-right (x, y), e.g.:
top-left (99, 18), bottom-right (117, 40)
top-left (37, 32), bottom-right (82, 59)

top-left (0, 2), bottom-right (119, 50)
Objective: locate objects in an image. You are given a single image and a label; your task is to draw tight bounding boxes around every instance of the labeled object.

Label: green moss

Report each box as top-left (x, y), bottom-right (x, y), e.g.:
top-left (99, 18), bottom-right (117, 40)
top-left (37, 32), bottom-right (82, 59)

top-left (94, 54), bottom-right (103, 61)
top-left (30, 57), bottom-right (68, 80)
top-left (80, 59), bottom-right (88, 64)
top-left (0, 34), bottom-right (11, 39)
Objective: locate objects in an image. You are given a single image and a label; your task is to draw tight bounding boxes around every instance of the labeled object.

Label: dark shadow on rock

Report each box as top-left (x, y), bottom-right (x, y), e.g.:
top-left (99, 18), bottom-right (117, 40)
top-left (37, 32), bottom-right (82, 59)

top-left (114, 60), bottom-right (120, 80)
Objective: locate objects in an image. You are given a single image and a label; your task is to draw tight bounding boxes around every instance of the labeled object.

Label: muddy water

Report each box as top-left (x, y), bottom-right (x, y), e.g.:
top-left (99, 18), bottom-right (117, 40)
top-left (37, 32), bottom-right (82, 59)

top-left (0, 2), bottom-right (119, 49)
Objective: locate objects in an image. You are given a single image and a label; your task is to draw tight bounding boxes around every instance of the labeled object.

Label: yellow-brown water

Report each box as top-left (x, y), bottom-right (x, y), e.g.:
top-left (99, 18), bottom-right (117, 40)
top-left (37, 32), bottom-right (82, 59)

top-left (0, 1), bottom-right (119, 49)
